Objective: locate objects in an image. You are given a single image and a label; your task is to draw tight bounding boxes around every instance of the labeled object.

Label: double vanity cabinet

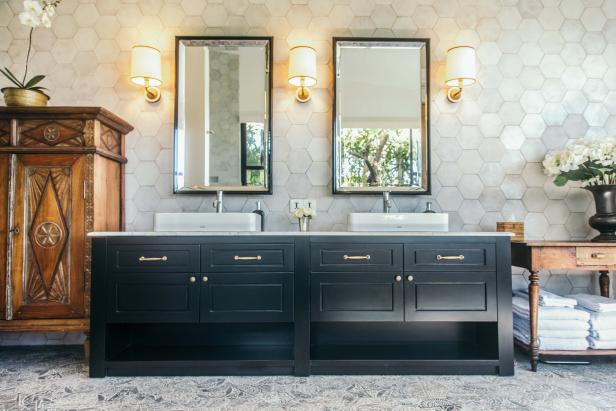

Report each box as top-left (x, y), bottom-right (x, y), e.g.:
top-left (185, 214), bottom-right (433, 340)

top-left (89, 232), bottom-right (513, 377)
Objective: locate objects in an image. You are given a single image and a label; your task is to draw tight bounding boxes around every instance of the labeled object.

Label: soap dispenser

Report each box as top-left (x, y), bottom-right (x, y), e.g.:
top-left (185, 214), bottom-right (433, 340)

top-left (252, 201), bottom-right (265, 231)
top-left (423, 201), bottom-right (436, 213)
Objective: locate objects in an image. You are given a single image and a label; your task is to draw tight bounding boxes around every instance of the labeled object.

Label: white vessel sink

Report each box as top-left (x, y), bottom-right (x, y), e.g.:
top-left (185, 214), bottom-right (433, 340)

top-left (154, 213), bottom-right (260, 232)
top-left (348, 212), bottom-right (449, 232)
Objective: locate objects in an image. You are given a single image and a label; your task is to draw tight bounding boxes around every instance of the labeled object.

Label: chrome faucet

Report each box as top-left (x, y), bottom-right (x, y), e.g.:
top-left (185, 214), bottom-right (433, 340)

top-left (382, 191), bottom-right (392, 213)
top-left (213, 190), bottom-right (223, 213)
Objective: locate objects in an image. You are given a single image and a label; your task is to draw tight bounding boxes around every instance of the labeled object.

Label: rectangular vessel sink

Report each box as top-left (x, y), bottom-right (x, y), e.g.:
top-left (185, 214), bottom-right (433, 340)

top-left (348, 212), bottom-right (449, 232)
top-left (154, 213), bottom-right (260, 232)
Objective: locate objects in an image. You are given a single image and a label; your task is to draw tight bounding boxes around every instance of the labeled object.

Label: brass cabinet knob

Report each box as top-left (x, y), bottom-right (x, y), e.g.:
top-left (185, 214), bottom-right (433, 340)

top-left (407, 275), bottom-right (414, 282)
top-left (202, 276), bottom-right (209, 283)
top-left (189, 276), bottom-right (196, 283)
top-left (395, 275), bottom-right (402, 282)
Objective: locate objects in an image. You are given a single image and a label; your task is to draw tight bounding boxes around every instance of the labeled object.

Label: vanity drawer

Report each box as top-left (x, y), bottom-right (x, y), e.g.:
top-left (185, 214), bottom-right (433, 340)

top-left (576, 247), bottom-right (616, 266)
top-left (201, 244), bottom-right (294, 272)
top-left (405, 272), bottom-right (497, 322)
top-left (109, 245), bottom-right (200, 274)
top-left (405, 244), bottom-right (495, 271)
top-left (310, 243), bottom-right (403, 272)
top-left (311, 272), bottom-right (404, 322)
top-left (107, 273), bottom-right (200, 323)
top-left (200, 273), bottom-right (293, 322)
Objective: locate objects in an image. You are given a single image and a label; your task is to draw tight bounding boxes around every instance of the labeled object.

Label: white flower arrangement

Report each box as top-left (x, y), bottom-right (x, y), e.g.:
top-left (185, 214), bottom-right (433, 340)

top-left (293, 207), bottom-right (316, 219)
top-left (19, 0), bottom-right (59, 28)
top-left (543, 137), bottom-right (616, 187)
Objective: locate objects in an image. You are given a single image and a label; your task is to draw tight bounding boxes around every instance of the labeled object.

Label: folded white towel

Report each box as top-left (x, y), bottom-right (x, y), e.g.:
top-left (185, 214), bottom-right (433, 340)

top-left (514, 329), bottom-right (589, 350)
top-left (514, 323), bottom-right (589, 339)
top-left (590, 328), bottom-right (616, 340)
top-left (588, 336), bottom-right (616, 349)
top-left (568, 293), bottom-right (616, 313)
top-left (513, 314), bottom-right (590, 331)
top-left (512, 297), bottom-right (590, 321)
top-left (577, 307), bottom-right (616, 330)
top-left (514, 289), bottom-right (576, 307)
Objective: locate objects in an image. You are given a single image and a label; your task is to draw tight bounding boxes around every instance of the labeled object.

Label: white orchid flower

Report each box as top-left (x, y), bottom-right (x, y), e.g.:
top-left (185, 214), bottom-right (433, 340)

top-left (23, 0), bottom-right (44, 16)
top-left (19, 10), bottom-right (41, 27)
top-left (40, 12), bottom-right (51, 28)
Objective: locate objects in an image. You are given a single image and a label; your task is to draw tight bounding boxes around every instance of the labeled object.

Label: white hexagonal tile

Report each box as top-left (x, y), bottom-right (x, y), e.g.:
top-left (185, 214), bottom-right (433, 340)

top-left (477, 186), bottom-right (507, 214)
top-left (458, 175), bottom-right (483, 200)
top-left (436, 187), bottom-right (463, 212)
top-left (134, 162), bottom-right (160, 186)
top-left (307, 162), bottom-right (330, 186)
top-left (479, 163), bottom-right (505, 187)
top-left (581, 7), bottom-right (607, 31)
top-left (458, 200), bottom-right (484, 225)
top-left (286, 149), bottom-right (312, 173)
top-left (436, 162), bottom-right (462, 187)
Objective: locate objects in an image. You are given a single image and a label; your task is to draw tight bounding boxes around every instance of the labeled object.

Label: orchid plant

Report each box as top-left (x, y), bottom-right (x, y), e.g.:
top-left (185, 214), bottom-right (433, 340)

top-left (543, 138), bottom-right (616, 187)
top-left (1, 1), bottom-right (61, 94)
top-left (293, 207), bottom-right (317, 219)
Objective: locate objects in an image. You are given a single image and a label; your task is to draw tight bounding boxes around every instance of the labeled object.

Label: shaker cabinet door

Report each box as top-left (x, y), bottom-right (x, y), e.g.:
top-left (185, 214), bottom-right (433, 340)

top-left (200, 273), bottom-right (294, 323)
top-left (311, 273), bottom-right (404, 322)
top-left (107, 273), bottom-right (200, 323)
top-left (404, 272), bottom-right (497, 322)
top-left (10, 154), bottom-right (87, 319)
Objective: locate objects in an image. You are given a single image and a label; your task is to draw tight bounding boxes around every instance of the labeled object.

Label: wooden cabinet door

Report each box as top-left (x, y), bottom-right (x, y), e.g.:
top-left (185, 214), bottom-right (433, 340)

top-left (11, 154), bottom-right (86, 319)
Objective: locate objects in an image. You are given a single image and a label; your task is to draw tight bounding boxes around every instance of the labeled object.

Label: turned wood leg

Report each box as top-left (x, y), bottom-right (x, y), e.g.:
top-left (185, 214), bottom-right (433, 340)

top-left (599, 270), bottom-right (610, 298)
top-left (528, 271), bottom-right (540, 372)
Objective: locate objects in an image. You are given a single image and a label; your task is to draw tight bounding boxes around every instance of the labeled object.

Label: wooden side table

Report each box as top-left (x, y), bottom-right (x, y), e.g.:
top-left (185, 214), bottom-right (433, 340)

top-left (512, 241), bottom-right (615, 371)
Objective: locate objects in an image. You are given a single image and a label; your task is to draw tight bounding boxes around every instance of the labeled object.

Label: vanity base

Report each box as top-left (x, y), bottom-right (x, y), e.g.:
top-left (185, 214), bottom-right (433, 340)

top-left (90, 234), bottom-right (513, 377)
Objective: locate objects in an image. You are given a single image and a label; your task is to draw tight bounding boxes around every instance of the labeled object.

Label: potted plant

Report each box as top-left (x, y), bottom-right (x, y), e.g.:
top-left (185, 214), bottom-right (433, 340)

top-left (543, 138), bottom-right (616, 242)
top-left (1, 1), bottom-right (62, 107)
top-left (293, 207), bottom-right (316, 232)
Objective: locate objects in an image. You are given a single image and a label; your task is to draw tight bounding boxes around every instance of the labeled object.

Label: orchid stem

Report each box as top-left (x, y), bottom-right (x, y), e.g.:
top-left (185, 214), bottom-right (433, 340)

top-left (23, 27), bottom-right (33, 85)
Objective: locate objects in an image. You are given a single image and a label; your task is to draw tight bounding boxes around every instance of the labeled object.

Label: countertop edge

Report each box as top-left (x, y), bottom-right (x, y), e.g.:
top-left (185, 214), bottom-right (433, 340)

top-left (88, 231), bottom-right (514, 237)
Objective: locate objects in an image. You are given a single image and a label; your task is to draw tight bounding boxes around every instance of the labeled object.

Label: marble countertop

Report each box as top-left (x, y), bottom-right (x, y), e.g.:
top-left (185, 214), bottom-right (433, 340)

top-left (88, 231), bottom-right (513, 237)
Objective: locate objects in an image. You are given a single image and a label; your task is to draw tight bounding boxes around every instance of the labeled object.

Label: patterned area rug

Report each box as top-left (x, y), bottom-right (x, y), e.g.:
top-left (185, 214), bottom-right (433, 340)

top-left (1, 347), bottom-right (615, 411)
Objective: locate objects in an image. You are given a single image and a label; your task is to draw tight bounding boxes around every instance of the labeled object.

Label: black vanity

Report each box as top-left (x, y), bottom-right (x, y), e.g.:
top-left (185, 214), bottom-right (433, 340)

top-left (89, 233), bottom-right (513, 377)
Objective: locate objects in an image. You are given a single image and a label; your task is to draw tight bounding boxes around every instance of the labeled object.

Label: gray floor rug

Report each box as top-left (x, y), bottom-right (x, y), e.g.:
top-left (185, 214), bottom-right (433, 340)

top-left (1, 347), bottom-right (615, 410)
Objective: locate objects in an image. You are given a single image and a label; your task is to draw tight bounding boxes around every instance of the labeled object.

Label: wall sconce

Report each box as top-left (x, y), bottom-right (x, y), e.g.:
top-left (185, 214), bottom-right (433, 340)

top-left (130, 45), bottom-right (162, 103)
top-left (288, 46), bottom-right (317, 103)
top-left (445, 45), bottom-right (476, 103)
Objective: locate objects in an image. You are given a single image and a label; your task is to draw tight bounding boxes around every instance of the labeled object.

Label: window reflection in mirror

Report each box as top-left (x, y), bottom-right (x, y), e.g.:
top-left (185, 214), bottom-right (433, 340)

top-left (174, 37), bottom-right (272, 194)
top-left (334, 38), bottom-right (430, 194)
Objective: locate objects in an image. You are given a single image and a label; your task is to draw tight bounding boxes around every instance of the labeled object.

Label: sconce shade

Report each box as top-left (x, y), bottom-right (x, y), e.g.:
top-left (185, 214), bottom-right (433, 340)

top-left (445, 46), bottom-right (476, 87)
top-left (130, 45), bottom-right (162, 87)
top-left (288, 46), bottom-right (317, 87)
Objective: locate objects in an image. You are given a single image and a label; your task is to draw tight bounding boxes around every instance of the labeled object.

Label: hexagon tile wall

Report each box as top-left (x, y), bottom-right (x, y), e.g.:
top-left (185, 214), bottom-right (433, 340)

top-left (1, 0), bottom-right (615, 344)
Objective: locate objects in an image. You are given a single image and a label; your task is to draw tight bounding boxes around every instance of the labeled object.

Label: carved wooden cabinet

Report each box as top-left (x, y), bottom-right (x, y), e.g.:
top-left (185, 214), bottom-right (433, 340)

top-left (0, 107), bottom-right (132, 347)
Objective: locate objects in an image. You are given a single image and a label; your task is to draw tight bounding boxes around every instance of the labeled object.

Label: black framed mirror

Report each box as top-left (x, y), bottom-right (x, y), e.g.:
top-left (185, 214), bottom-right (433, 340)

top-left (173, 36), bottom-right (273, 194)
top-left (333, 37), bottom-right (431, 195)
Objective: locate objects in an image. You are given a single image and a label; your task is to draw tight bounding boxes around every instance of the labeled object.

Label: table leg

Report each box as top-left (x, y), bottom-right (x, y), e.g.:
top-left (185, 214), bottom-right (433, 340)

top-left (599, 270), bottom-right (610, 298)
top-left (528, 271), bottom-right (540, 372)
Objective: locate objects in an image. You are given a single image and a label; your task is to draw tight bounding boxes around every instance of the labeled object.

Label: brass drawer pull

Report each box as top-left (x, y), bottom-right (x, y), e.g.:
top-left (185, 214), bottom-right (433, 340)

top-left (436, 254), bottom-right (465, 261)
top-left (234, 255), bottom-right (262, 261)
top-left (395, 275), bottom-right (402, 282)
top-left (343, 254), bottom-right (371, 261)
top-left (189, 276), bottom-right (196, 283)
top-left (591, 253), bottom-right (606, 259)
top-left (139, 256), bottom-right (168, 262)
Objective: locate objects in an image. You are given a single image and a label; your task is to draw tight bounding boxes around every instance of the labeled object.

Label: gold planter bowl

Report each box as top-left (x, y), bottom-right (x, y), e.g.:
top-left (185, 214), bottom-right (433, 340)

top-left (2, 87), bottom-right (49, 107)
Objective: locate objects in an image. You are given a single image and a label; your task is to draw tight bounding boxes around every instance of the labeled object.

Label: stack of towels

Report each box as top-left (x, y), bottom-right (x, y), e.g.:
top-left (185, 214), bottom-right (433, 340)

top-left (568, 294), bottom-right (616, 349)
top-left (512, 289), bottom-right (590, 351)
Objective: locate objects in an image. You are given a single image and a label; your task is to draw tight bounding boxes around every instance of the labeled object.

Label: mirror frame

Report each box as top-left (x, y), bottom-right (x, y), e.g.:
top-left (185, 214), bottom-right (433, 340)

top-left (173, 36), bottom-right (274, 194)
top-left (332, 37), bottom-right (431, 195)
